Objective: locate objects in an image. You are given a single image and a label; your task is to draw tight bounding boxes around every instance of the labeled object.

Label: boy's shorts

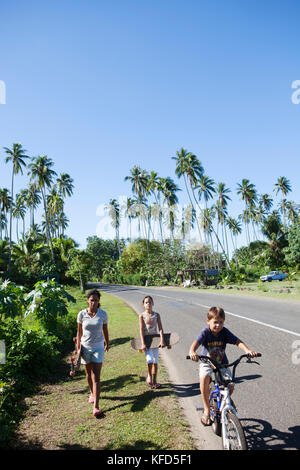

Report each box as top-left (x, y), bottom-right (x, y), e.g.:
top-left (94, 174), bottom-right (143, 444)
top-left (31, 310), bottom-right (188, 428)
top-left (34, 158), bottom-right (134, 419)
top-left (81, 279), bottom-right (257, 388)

top-left (199, 362), bottom-right (233, 384)
top-left (81, 345), bottom-right (104, 364)
top-left (145, 347), bottom-right (159, 364)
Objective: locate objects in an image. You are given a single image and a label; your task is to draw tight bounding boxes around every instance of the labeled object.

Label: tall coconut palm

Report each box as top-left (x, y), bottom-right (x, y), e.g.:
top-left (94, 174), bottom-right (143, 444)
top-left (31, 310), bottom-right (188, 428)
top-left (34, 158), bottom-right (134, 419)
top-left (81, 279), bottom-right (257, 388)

top-left (237, 179), bottom-right (257, 244)
top-left (173, 149), bottom-right (229, 266)
top-left (173, 148), bottom-right (204, 244)
top-left (285, 200), bottom-right (299, 225)
top-left (105, 199), bottom-right (121, 257)
top-left (13, 193), bottom-right (27, 241)
top-left (124, 197), bottom-right (136, 242)
top-left (3, 143), bottom-right (30, 274)
top-left (0, 188), bottom-right (12, 239)
top-left (196, 175), bottom-right (216, 208)
top-left (226, 217), bottom-right (242, 254)
top-left (259, 194), bottom-right (273, 214)
top-left (159, 177), bottom-right (180, 241)
top-left (125, 166), bottom-right (149, 201)
top-left (274, 176), bottom-right (292, 228)
top-left (28, 155), bottom-right (57, 264)
top-left (56, 173), bottom-right (74, 198)
top-left (0, 213), bottom-right (7, 241)
top-left (147, 170), bottom-right (164, 242)
top-left (26, 182), bottom-right (41, 228)
top-left (47, 188), bottom-right (64, 238)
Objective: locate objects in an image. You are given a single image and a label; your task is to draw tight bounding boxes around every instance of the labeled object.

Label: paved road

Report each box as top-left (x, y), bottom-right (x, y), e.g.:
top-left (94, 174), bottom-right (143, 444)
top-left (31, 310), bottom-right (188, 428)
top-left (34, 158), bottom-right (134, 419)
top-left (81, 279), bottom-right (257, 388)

top-left (91, 283), bottom-right (300, 450)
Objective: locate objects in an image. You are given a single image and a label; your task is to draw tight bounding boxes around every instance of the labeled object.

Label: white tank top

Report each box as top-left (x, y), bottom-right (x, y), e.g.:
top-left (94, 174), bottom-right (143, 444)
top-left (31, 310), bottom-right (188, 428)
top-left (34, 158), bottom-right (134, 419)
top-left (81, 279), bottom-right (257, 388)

top-left (142, 311), bottom-right (158, 335)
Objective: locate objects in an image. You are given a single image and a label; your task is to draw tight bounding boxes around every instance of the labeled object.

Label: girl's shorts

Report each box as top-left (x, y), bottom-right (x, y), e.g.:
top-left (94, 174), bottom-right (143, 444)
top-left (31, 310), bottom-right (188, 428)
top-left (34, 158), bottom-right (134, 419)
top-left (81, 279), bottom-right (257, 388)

top-left (145, 347), bottom-right (159, 364)
top-left (199, 362), bottom-right (233, 384)
top-left (81, 345), bottom-right (104, 364)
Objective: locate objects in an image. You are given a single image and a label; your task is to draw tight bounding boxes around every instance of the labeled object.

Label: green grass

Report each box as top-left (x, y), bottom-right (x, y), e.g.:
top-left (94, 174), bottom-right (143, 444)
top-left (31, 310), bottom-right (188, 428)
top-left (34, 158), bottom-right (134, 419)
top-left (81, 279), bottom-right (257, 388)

top-left (10, 287), bottom-right (195, 450)
top-left (156, 278), bottom-right (300, 302)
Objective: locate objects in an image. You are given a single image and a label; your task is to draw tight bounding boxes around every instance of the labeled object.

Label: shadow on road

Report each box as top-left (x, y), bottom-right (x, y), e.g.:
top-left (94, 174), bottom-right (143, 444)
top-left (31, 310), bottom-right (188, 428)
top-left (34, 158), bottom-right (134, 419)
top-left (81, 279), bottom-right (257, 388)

top-left (242, 418), bottom-right (300, 450)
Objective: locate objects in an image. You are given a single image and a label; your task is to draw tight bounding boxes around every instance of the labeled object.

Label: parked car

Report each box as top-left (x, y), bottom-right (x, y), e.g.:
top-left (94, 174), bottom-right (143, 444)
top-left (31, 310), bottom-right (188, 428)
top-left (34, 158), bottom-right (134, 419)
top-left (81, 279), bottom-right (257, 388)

top-left (260, 270), bottom-right (288, 282)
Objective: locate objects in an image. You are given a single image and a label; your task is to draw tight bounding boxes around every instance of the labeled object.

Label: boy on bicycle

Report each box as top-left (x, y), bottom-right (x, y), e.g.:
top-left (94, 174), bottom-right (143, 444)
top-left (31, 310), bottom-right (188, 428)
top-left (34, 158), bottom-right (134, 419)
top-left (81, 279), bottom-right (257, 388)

top-left (189, 306), bottom-right (259, 426)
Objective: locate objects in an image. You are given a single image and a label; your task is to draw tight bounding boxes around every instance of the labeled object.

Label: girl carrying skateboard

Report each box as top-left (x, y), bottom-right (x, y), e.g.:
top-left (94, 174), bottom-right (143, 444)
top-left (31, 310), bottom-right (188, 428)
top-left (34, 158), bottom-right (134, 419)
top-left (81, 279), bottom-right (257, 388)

top-left (139, 296), bottom-right (165, 389)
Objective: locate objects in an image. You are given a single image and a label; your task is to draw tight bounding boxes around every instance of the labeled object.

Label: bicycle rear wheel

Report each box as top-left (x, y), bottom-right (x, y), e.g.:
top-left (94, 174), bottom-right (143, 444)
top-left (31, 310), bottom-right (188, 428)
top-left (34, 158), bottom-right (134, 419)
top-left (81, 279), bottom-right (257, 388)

top-left (222, 412), bottom-right (247, 450)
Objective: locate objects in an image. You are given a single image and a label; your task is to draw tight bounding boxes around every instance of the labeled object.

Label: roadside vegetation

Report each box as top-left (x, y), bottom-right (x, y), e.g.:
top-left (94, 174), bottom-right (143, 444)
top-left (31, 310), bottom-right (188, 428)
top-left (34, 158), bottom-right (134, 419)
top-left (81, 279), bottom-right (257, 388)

top-left (1, 287), bottom-right (195, 450)
top-left (0, 142), bottom-right (299, 448)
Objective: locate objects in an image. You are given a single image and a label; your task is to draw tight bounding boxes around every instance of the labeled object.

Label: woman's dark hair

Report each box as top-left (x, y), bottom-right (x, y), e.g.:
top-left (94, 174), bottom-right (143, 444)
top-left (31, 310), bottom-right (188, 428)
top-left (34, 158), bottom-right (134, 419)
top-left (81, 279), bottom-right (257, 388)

top-left (87, 289), bottom-right (101, 300)
top-left (142, 295), bottom-right (154, 305)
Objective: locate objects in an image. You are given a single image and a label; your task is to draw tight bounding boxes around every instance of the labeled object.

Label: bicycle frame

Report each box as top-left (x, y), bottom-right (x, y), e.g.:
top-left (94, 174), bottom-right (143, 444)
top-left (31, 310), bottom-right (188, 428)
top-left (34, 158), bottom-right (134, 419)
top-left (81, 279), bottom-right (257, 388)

top-left (209, 372), bottom-right (239, 449)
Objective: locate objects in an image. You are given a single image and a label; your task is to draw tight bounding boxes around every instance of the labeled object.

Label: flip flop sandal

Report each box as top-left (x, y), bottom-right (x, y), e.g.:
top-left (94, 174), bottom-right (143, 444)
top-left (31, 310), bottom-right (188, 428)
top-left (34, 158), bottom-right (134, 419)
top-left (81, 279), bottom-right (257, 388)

top-left (146, 378), bottom-right (153, 388)
top-left (201, 414), bottom-right (211, 426)
top-left (93, 408), bottom-right (102, 417)
top-left (89, 393), bottom-right (94, 404)
top-left (153, 383), bottom-right (161, 389)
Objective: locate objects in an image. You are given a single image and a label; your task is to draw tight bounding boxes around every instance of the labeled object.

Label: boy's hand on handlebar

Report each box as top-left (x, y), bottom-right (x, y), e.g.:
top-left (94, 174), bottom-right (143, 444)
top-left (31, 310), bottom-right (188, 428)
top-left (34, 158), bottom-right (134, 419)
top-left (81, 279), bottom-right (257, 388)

top-left (189, 352), bottom-right (199, 362)
top-left (247, 350), bottom-right (260, 358)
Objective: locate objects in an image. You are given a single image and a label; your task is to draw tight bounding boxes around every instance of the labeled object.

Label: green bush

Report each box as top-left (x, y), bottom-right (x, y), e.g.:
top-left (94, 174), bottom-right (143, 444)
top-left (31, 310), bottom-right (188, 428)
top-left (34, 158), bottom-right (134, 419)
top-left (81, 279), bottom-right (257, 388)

top-left (0, 319), bottom-right (60, 445)
top-left (0, 280), bottom-right (28, 321)
top-left (24, 279), bottom-right (76, 334)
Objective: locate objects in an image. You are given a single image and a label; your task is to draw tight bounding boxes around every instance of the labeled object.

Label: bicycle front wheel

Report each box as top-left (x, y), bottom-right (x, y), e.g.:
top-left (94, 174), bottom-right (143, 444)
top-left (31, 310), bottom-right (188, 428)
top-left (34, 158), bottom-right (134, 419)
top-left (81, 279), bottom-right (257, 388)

top-left (222, 412), bottom-right (247, 450)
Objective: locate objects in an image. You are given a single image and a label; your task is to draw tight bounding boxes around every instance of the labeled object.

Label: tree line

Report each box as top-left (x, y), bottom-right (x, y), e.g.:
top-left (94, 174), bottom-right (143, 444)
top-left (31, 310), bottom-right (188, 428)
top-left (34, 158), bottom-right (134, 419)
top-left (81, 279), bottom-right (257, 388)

top-left (105, 148), bottom-right (299, 270)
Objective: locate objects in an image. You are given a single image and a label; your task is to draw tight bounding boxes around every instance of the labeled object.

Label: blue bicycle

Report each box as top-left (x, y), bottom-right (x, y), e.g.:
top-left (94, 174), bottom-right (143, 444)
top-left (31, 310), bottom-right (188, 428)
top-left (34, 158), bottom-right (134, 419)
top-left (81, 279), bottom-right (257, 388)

top-left (187, 353), bottom-right (262, 450)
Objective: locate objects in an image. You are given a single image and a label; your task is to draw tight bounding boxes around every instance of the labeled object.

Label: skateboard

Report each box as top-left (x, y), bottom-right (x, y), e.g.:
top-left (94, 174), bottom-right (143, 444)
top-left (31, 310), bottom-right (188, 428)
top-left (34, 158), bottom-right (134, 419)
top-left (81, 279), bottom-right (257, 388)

top-left (131, 332), bottom-right (180, 353)
top-left (69, 337), bottom-right (82, 377)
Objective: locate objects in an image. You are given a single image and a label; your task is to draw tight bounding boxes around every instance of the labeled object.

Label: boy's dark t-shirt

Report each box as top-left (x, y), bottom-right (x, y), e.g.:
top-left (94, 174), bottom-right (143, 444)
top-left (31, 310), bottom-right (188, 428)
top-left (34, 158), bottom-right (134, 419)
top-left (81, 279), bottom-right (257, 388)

top-left (195, 327), bottom-right (239, 364)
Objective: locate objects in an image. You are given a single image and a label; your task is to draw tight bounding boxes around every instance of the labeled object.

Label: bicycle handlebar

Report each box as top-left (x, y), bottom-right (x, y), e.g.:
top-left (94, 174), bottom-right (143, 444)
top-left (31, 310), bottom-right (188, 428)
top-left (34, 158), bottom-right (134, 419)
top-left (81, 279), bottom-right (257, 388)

top-left (186, 353), bottom-right (262, 383)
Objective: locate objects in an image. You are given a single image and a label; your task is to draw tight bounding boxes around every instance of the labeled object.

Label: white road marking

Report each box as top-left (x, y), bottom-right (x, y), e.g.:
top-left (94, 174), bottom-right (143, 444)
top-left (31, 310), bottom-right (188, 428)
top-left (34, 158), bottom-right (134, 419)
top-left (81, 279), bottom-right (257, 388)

top-left (141, 291), bottom-right (300, 338)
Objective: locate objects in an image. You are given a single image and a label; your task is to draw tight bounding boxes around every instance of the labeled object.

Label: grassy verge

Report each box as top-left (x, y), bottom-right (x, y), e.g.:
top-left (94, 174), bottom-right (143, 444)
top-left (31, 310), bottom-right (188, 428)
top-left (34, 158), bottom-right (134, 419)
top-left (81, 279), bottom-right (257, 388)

top-left (10, 288), bottom-right (195, 450)
top-left (153, 279), bottom-right (300, 302)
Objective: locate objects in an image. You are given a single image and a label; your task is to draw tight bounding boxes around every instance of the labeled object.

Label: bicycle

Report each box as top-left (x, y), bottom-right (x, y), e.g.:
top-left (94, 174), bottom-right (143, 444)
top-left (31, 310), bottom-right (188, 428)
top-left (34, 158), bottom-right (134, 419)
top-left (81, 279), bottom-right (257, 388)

top-left (186, 353), bottom-right (262, 450)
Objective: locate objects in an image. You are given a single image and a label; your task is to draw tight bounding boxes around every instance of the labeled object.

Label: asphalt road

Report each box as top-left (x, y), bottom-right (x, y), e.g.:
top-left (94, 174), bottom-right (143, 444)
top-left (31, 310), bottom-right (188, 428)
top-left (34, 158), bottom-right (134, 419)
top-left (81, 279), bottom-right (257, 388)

top-left (91, 283), bottom-right (300, 450)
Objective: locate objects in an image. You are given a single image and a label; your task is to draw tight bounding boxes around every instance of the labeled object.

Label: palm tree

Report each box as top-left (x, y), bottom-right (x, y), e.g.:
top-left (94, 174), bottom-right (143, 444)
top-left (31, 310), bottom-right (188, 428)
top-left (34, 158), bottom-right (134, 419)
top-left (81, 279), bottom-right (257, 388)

top-left (274, 176), bottom-right (291, 199)
top-left (237, 179), bottom-right (257, 244)
top-left (173, 149), bottom-right (230, 266)
top-left (147, 171), bottom-right (164, 242)
top-left (124, 197), bottom-right (136, 242)
top-left (173, 148), bottom-right (204, 244)
top-left (285, 201), bottom-right (299, 225)
top-left (105, 199), bottom-right (121, 257)
top-left (226, 217), bottom-right (242, 254)
top-left (13, 192), bottom-right (27, 241)
top-left (26, 182), bottom-right (41, 228)
top-left (3, 143), bottom-right (30, 274)
top-left (28, 155), bottom-right (57, 264)
top-left (0, 188), bottom-right (12, 239)
top-left (196, 175), bottom-right (216, 208)
top-left (56, 173), bottom-right (74, 198)
top-left (259, 194), bottom-right (273, 214)
top-left (159, 177), bottom-right (180, 241)
top-left (274, 176), bottom-right (292, 228)
top-left (125, 166), bottom-right (149, 201)
top-left (0, 213), bottom-right (7, 240)
top-left (47, 187), bottom-right (64, 238)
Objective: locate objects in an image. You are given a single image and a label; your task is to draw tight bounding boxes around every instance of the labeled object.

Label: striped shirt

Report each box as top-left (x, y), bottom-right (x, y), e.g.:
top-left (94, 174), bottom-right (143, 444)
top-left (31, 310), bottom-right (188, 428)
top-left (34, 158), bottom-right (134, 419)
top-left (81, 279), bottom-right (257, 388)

top-left (77, 308), bottom-right (108, 349)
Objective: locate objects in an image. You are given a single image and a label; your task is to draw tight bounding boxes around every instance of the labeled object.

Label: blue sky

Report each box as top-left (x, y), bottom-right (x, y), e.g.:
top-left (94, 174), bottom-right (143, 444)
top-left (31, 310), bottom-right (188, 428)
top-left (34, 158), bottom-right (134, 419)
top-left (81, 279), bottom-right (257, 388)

top-left (0, 0), bottom-right (299, 249)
